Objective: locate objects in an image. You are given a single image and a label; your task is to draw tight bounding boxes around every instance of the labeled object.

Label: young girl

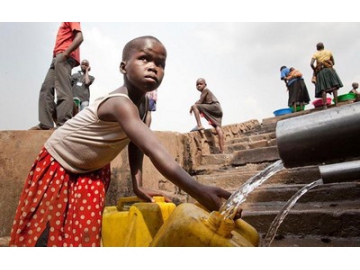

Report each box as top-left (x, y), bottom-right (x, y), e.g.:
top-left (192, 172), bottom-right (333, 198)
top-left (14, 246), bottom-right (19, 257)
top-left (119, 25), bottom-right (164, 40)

top-left (9, 36), bottom-right (232, 247)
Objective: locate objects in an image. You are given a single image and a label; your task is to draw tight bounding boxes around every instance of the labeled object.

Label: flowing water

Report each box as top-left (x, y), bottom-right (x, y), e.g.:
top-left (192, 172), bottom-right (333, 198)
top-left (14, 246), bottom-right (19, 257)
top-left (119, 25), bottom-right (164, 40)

top-left (220, 160), bottom-right (285, 220)
top-left (261, 179), bottom-right (324, 247)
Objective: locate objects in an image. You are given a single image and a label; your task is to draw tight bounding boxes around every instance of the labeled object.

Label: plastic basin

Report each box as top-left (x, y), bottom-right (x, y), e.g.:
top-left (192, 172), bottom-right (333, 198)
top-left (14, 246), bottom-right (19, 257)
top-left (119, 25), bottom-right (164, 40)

top-left (312, 98), bottom-right (332, 108)
top-left (290, 104), bottom-right (306, 112)
top-left (335, 93), bottom-right (356, 103)
top-left (273, 108), bottom-right (292, 116)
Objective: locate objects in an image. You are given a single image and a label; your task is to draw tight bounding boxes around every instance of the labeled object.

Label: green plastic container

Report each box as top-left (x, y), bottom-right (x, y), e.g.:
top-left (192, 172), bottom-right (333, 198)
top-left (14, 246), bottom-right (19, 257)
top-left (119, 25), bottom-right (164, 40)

top-left (335, 93), bottom-right (356, 103)
top-left (290, 104), bottom-right (306, 112)
top-left (73, 97), bottom-right (80, 108)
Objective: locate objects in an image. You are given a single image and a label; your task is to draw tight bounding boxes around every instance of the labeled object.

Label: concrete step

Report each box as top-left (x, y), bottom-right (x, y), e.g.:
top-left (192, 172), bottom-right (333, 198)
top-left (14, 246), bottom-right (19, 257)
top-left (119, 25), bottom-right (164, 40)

top-left (241, 123), bottom-right (276, 135)
top-left (225, 131), bottom-right (276, 145)
top-left (242, 182), bottom-right (360, 204)
top-left (194, 165), bottom-right (321, 190)
top-left (198, 159), bottom-right (273, 172)
top-left (241, 202), bottom-right (360, 239)
top-left (225, 139), bottom-right (272, 152)
top-left (232, 147), bottom-right (280, 165)
top-left (261, 234), bottom-right (360, 247)
top-left (199, 153), bottom-right (233, 167)
top-left (199, 146), bottom-right (281, 168)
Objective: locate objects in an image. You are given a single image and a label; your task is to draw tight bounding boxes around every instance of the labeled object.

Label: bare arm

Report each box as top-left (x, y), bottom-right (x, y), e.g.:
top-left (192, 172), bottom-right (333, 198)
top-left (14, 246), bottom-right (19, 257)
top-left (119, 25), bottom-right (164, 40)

top-left (310, 58), bottom-right (316, 72)
top-left (83, 66), bottom-right (91, 86)
top-left (196, 90), bottom-right (208, 104)
top-left (99, 96), bottom-right (231, 211)
top-left (330, 55), bottom-right (335, 66)
top-left (128, 141), bottom-right (148, 199)
top-left (190, 90), bottom-right (208, 114)
top-left (128, 139), bottom-right (172, 202)
top-left (282, 79), bottom-right (289, 91)
top-left (280, 73), bottom-right (289, 91)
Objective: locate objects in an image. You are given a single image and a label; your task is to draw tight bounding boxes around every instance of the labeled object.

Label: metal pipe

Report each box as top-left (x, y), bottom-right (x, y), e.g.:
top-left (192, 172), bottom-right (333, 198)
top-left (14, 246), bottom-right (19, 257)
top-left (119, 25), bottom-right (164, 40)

top-left (276, 102), bottom-right (360, 168)
top-left (319, 160), bottom-right (360, 184)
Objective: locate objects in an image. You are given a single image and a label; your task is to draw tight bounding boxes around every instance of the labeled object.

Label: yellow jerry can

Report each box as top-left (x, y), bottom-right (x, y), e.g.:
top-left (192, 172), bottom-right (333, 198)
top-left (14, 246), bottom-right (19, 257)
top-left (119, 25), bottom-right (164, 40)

top-left (149, 203), bottom-right (259, 247)
top-left (101, 196), bottom-right (176, 247)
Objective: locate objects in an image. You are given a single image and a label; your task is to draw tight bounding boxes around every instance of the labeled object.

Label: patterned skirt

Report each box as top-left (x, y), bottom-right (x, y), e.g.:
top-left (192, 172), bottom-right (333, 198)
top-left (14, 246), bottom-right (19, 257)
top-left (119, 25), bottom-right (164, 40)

top-left (9, 147), bottom-right (111, 247)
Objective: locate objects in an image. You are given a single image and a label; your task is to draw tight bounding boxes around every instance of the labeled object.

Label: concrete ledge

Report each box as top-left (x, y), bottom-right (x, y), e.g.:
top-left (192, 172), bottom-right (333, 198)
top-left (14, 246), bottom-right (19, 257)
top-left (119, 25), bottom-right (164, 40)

top-left (243, 207), bottom-right (360, 238)
top-left (232, 146), bottom-right (280, 165)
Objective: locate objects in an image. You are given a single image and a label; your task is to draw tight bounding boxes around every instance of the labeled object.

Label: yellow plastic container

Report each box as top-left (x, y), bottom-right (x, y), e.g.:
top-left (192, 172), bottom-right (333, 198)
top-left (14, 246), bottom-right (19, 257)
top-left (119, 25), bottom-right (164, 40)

top-left (234, 218), bottom-right (260, 247)
top-left (149, 203), bottom-right (259, 247)
top-left (101, 196), bottom-right (176, 247)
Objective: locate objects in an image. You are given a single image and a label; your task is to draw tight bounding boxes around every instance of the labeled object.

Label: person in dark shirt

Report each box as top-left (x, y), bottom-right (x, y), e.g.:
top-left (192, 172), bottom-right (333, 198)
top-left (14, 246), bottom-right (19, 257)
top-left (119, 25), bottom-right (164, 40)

top-left (71, 59), bottom-right (95, 112)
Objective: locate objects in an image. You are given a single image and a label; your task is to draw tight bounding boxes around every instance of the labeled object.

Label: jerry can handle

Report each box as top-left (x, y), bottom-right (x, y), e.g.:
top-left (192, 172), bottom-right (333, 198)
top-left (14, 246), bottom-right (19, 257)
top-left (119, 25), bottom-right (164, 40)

top-left (116, 196), bottom-right (166, 211)
top-left (117, 196), bottom-right (144, 211)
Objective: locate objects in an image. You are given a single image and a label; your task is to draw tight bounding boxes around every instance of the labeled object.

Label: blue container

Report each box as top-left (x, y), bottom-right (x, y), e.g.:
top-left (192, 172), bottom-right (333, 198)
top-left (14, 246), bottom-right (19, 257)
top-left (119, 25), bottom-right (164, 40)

top-left (273, 108), bottom-right (292, 116)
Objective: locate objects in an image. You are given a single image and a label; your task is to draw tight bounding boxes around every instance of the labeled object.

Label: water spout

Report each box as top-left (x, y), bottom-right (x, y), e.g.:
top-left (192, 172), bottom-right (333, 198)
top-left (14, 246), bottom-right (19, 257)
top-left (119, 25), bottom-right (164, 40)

top-left (220, 160), bottom-right (284, 219)
top-left (261, 179), bottom-right (324, 247)
top-left (319, 160), bottom-right (360, 184)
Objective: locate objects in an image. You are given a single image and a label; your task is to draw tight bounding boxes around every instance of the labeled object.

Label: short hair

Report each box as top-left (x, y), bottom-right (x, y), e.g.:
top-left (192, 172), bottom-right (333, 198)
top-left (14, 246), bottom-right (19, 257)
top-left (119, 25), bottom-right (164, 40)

top-left (196, 78), bottom-right (207, 85)
top-left (122, 36), bottom-right (164, 61)
top-left (280, 66), bottom-right (287, 71)
top-left (81, 59), bottom-right (89, 65)
top-left (316, 42), bottom-right (324, 50)
top-left (352, 82), bottom-right (359, 88)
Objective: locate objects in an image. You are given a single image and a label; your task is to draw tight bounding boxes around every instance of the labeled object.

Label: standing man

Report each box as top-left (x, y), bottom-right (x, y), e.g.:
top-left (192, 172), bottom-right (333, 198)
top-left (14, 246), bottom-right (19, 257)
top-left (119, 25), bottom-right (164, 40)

top-left (71, 59), bottom-right (95, 111)
top-left (30, 22), bottom-right (83, 130)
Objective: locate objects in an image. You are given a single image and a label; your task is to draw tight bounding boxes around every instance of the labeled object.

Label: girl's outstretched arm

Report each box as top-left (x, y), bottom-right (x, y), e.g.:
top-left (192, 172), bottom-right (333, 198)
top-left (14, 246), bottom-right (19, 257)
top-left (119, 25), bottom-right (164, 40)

top-left (102, 95), bottom-right (231, 211)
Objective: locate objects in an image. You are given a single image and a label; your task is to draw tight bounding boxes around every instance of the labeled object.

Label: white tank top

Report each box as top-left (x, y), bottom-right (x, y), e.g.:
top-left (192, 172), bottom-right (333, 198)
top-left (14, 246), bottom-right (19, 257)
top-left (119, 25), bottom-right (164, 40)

top-left (45, 93), bottom-right (140, 174)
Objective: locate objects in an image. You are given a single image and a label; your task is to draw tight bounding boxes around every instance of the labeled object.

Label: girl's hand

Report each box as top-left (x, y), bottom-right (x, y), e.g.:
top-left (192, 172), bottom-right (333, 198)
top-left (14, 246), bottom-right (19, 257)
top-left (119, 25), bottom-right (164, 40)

top-left (195, 185), bottom-right (231, 212)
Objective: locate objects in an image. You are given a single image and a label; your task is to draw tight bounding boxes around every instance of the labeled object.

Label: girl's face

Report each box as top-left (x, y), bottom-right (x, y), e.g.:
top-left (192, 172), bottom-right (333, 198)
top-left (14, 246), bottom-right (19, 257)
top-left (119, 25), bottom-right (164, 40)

top-left (122, 39), bottom-right (166, 93)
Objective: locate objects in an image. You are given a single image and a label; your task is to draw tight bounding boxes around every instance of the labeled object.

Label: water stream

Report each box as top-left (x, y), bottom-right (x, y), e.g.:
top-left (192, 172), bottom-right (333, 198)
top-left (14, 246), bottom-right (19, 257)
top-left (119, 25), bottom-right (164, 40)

top-left (220, 160), bottom-right (285, 220)
top-left (261, 179), bottom-right (324, 247)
